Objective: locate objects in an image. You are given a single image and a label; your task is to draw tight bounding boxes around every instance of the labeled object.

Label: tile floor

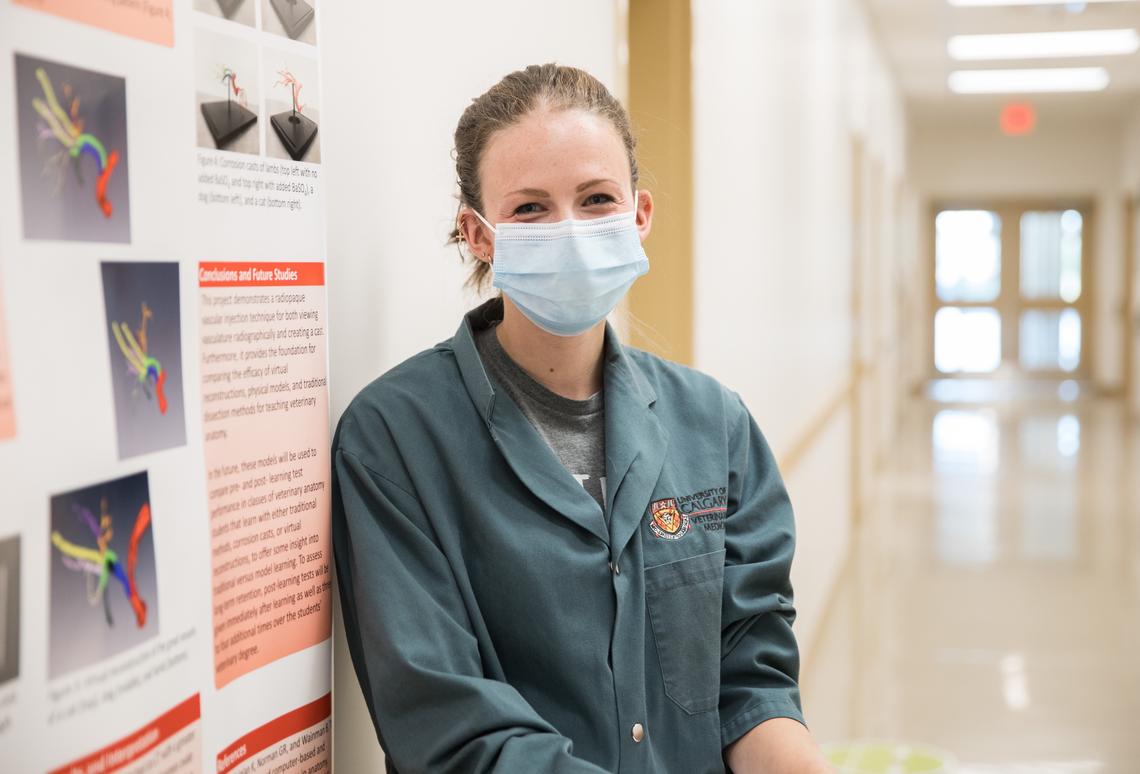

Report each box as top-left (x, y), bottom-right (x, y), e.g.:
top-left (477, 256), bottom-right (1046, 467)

top-left (801, 391), bottom-right (1140, 774)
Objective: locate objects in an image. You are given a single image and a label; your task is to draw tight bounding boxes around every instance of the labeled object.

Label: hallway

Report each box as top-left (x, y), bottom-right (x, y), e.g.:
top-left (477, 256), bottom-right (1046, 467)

top-left (803, 389), bottom-right (1140, 772)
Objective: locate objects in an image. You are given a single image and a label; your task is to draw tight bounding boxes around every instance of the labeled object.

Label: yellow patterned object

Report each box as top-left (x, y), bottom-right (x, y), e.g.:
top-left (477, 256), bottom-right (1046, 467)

top-left (821, 740), bottom-right (958, 774)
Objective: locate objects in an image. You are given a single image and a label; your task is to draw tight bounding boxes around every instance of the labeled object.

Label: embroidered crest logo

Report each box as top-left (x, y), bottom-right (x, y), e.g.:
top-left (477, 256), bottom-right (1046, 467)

top-left (648, 497), bottom-right (689, 540)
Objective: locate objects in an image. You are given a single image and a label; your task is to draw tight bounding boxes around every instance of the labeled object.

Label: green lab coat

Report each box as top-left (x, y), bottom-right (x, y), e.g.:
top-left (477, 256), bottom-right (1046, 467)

top-left (332, 297), bottom-right (805, 773)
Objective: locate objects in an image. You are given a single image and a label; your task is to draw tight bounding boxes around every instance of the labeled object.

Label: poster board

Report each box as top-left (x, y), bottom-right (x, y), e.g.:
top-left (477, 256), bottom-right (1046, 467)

top-left (0, 0), bottom-right (332, 770)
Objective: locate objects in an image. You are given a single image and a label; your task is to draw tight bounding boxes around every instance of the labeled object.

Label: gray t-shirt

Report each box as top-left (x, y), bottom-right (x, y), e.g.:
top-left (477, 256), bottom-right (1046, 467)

top-left (474, 324), bottom-right (607, 513)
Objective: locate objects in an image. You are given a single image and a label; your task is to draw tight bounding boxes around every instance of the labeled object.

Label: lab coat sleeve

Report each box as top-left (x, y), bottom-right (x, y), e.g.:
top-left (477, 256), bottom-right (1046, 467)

top-left (332, 443), bottom-right (608, 774)
top-left (718, 390), bottom-right (807, 749)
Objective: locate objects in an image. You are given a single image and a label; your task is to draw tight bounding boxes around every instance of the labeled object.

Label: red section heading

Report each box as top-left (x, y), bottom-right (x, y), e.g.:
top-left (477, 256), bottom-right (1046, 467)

top-left (216, 693), bottom-right (331, 773)
top-left (49, 694), bottom-right (201, 774)
top-left (198, 262), bottom-right (325, 288)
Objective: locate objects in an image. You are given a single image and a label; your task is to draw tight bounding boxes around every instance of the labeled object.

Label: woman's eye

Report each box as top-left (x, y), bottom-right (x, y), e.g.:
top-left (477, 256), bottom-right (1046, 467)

top-left (513, 202), bottom-right (543, 215)
top-left (583, 193), bottom-right (615, 206)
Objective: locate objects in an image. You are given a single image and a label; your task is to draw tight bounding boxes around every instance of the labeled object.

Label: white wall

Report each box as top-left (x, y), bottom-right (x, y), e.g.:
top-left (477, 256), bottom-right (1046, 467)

top-left (910, 118), bottom-right (1128, 391)
top-left (691, 0), bottom-right (910, 688)
top-left (1120, 106), bottom-right (1140, 195)
top-left (1123, 106), bottom-right (1140, 415)
top-left (319, 2), bottom-right (623, 767)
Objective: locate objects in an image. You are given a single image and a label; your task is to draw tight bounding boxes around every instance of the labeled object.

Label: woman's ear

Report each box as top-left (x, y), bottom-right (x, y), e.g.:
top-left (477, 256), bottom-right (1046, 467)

top-left (634, 189), bottom-right (654, 243)
top-left (459, 209), bottom-right (495, 264)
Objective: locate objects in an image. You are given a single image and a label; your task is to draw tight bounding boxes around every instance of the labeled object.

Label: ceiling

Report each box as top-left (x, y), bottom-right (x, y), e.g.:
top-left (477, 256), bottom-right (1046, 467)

top-left (865, 0), bottom-right (1140, 126)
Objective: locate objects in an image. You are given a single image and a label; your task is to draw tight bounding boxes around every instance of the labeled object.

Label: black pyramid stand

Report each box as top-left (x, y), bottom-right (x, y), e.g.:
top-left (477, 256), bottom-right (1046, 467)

top-left (271, 73), bottom-right (318, 161)
top-left (271, 109), bottom-right (318, 161)
top-left (215, 0), bottom-right (245, 19)
top-left (269, 0), bottom-right (314, 40)
top-left (201, 97), bottom-right (257, 149)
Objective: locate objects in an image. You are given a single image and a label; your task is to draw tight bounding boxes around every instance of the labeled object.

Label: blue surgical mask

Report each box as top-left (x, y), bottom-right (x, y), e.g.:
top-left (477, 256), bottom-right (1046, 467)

top-left (473, 199), bottom-right (650, 337)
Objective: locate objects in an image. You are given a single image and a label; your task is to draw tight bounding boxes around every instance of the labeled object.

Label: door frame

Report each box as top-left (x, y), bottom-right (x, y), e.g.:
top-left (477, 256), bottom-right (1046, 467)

top-left (1124, 195), bottom-right (1136, 412)
top-left (626, 0), bottom-right (693, 364)
top-left (850, 136), bottom-right (865, 528)
top-left (928, 198), bottom-right (1095, 380)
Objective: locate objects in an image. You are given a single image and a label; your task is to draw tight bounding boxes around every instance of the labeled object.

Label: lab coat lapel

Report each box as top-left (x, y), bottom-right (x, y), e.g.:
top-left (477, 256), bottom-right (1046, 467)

top-left (488, 391), bottom-right (610, 544)
top-left (452, 299), bottom-right (610, 545)
top-left (602, 322), bottom-right (669, 562)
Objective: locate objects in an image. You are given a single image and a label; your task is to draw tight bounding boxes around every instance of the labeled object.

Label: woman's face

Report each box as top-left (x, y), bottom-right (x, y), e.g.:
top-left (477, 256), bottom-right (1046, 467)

top-left (460, 107), bottom-right (653, 264)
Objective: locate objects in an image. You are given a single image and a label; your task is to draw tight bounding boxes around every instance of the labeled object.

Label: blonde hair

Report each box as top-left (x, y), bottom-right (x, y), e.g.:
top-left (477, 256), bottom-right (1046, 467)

top-left (448, 63), bottom-right (639, 291)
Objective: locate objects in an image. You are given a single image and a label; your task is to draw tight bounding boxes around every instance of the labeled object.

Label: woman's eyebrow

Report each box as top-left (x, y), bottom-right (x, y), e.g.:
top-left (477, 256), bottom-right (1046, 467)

top-left (575, 178), bottom-right (619, 192)
top-left (507, 187), bottom-right (551, 198)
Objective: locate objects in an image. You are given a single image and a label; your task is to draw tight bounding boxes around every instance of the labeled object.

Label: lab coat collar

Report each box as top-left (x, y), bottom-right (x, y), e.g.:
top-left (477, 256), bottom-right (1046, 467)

top-left (452, 297), bottom-right (668, 555)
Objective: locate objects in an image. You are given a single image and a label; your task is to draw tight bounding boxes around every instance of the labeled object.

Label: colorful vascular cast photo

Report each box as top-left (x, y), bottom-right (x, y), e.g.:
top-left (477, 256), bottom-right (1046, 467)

top-left (195, 29), bottom-right (260, 155)
top-left (48, 472), bottom-right (158, 679)
top-left (266, 53), bottom-right (320, 163)
top-left (263, 0), bottom-right (316, 45)
top-left (101, 262), bottom-right (187, 459)
top-left (14, 53), bottom-right (131, 243)
top-left (0, 535), bottom-right (20, 686)
top-left (194, 0), bottom-right (254, 28)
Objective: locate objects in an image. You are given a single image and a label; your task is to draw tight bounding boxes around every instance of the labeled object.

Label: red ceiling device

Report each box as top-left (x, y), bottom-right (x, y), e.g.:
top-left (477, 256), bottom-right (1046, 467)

top-left (1000, 102), bottom-right (1037, 136)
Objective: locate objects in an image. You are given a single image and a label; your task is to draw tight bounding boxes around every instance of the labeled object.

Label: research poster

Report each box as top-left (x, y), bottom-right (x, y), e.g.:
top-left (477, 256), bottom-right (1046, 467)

top-left (0, 1), bottom-right (331, 771)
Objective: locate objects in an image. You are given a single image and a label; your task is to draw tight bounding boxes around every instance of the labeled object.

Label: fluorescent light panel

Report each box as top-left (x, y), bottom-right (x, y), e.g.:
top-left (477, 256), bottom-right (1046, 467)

top-left (950, 28), bottom-right (1139, 59)
top-left (949, 0), bottom-right (1135, 6)
top-left (948, 66), bottom-right (1110, 92)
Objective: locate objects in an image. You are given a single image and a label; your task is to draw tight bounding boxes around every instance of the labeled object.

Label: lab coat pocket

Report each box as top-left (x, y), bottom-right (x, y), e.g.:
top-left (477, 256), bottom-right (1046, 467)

top-left (644, 548), bottom-right (726, 715)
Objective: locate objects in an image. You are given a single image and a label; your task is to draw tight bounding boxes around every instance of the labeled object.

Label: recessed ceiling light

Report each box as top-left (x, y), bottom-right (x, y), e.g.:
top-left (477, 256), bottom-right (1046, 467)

top-left (949, 29), bottom-right (1140, 60)
top-left (948, 66), bottom-right (1110, 93)
top-left (949, 0), bottom-right (1135, 6)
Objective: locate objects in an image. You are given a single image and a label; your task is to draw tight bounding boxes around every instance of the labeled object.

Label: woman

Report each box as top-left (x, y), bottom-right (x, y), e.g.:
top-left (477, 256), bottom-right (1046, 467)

top-left (332, 64), bottom-right (832, 773)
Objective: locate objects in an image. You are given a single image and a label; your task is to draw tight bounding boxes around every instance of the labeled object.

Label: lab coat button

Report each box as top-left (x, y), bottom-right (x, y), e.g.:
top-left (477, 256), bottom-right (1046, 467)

top-left (631, 723), bottom-right (645, 743)
top-left (610, 561), bottom-right (621, 575)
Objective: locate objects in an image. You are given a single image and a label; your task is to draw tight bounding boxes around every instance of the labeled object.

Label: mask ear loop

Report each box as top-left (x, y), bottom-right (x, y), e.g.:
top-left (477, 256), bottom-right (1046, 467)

top-left (464, 208), bottom-right (496, 261)
top-left (471, 208), bottom-right (497, 235)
